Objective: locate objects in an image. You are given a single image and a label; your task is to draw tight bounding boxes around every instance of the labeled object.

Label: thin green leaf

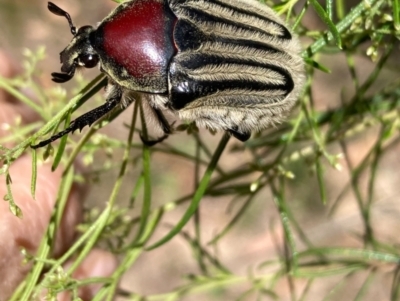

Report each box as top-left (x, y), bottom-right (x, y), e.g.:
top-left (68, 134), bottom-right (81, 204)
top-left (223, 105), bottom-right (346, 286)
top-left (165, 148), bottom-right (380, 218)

top-left (272, 182), bottom-right (298, 273)
top-left (299, 248), bottom-right (400, 263)
top-left (391, 266), bottom-right (400, 300)
top-left (394, 0), bottom-right (400, 30)
top-left (309, 0), bottom-right (342, 49)
top-left (129, 173), bottom-right (144, 208)
top-left (304, 58), bottom-right (332, 73)
top-left (304, 0), bottom-right (380, 57)
top-left (326, 0), bottom-right (333, 21)
top-left (295, 263), bottom-right (366, 278)
top-left (132, 100), bottom-right (152, 244)
top-left (208, 194), bottom-right (255, 245)
top-left (315, 156), bottom-right (327, 204)
top-left (30, 149), bottom-right (37, 200)
top-left (0, 78), bottom-right (42, 116)
top-left (5, 172), bottom-right (22, 218)
top-left (51, 112), bottom-right (72, 171)
top-left (19, 166), bottom-right (74, 300)
top-left (292, 1), bottom-right (309, 30)
top-left (353, 270), bottom-right (375, 301)
top-left (146, 133), bottom-right (231, 250)
top-left (336, 0), bottom-right (345, 20)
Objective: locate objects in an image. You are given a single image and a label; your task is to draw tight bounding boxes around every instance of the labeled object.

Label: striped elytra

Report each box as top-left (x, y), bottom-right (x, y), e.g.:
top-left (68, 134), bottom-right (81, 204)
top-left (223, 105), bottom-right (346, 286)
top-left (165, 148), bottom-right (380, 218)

top-left (32, 0), bottom-right (305, 148)
top-left (169, 0), bottom-right (304, 140)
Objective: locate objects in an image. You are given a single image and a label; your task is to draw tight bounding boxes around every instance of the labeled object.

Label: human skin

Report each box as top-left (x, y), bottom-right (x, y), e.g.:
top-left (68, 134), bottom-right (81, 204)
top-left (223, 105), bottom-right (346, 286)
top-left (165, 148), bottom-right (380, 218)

top-left (0, 50), bottom-right (118, 301)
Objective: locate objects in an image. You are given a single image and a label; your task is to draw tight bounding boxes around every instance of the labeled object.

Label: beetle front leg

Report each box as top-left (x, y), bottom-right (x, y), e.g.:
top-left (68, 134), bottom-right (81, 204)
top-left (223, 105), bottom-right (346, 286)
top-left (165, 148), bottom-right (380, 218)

top-left (138, 95), bottom-right (172, 146)
top-left (31, 85), bottom-right (123, 149)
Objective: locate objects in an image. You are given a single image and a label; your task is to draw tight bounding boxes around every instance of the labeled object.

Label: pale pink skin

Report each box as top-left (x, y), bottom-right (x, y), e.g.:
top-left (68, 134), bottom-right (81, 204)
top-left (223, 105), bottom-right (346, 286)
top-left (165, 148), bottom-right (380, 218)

top-left (0, 50), bottom-right (118, 301)
top-left (56, 249), bottom-right (119, 301)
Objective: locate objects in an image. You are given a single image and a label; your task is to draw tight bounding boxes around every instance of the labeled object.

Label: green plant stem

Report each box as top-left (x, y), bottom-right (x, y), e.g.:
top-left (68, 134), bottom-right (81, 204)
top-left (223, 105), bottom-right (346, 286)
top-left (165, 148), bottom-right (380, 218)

top-left (146, 133), bottom-right (231, 250)
top-left (304, 0), bottom-right (380, 57)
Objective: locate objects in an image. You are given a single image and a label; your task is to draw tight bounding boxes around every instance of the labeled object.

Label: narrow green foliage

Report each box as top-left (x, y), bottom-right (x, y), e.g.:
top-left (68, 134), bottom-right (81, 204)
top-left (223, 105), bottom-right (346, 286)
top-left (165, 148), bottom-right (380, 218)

top-left (353, 271), bottom-right (376, 301)
top-left (5, 172), bottom-right (22, 217)
top-left (207, 194), bottom-right (255, 245)
top-left (394, 0), bottom-right (400, 30)
top-left (326, 0), bottom-right (333, 20)
top-left (391, 267), bottom-right (400, 300)
top-left (51, 112), bottom-right (72, 171)
top-left (304, 58), bottom-right (332, 73)
top-left (315, 156), bottom-right (327, 204)
top-left (309, 0), bottom-right (342, 49)
top-left (1, 0), bottom-right (399, 300)
top-left (272, 181), bottom-right (299, 273)
top-left (30, 149), bottom-right (37, 200)
top-left (129, 173), bottom-right (144, 207)
top-left (133, 100), bottom-right (152, 244)
top-left (146, 133), bottom-right (231, 250)
top-left (336, 0), bottom-right (345, 20)
top-left (305, 0), bottom-right (381, 57)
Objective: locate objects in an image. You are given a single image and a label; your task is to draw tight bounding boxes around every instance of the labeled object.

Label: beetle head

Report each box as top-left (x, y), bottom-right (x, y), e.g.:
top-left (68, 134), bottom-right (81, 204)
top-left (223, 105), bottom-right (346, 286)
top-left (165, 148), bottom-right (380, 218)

top-left (48, 2), bottom-right (99, 83)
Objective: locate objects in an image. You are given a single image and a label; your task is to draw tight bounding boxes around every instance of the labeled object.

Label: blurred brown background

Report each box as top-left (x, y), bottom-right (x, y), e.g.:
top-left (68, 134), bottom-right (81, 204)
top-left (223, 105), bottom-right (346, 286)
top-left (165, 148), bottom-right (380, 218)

top-left (1, 0), bottom-right (400, 300)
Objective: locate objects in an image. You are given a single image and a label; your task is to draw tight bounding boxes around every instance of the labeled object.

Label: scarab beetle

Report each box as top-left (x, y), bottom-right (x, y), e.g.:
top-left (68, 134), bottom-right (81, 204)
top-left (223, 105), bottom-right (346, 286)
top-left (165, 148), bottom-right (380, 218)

top-left (32, 0), bottom-right (305, 148)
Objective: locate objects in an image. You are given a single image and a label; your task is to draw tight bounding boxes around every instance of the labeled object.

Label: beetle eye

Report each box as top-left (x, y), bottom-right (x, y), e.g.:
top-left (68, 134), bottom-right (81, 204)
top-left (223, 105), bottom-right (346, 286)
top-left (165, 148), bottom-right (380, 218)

top-left (80, 54), bottom-right (99, 68)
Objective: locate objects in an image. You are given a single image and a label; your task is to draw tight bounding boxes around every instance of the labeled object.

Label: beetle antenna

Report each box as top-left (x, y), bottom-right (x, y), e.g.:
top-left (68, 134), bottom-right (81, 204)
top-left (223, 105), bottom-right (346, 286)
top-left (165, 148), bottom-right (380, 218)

top-left (48, 2), bottom-right (77, 35)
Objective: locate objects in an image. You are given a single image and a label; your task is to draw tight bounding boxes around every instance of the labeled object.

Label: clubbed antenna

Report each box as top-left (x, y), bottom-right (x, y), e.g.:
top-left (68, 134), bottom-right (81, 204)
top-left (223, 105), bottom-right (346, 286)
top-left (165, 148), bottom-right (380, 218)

top-left (48, 2), bottom-right (77, 35)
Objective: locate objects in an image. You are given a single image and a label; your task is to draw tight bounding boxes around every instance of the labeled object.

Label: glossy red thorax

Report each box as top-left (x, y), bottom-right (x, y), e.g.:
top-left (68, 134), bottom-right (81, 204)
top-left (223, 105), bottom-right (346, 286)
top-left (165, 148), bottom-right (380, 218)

top-left (97, 0), bottom-right (177, 86)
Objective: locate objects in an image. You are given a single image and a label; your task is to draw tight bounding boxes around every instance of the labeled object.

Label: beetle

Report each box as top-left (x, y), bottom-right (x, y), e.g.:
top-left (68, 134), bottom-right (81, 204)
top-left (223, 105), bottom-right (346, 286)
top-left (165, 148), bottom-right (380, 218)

top-left (31, 0), bottom-right (305, 148)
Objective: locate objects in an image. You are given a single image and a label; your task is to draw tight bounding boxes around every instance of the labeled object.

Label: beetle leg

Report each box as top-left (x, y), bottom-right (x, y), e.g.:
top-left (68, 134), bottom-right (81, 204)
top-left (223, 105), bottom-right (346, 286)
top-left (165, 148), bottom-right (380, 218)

top-left (139, 107), bottom-right (171, 146)
top-left (227, 128), bottom-right (251, 142)
top-left (51, 71), bottom-right (75, 83)
top-left (140, 108), bottom-right (172, 146)
top-left (153, 107), bottom-right (172, 135)
top-left (137, 95), bottom-right (173, 146)
top-left (139, 133), bottom-right (168, 146)
top-left (31, 86), bottom-right (122, 149)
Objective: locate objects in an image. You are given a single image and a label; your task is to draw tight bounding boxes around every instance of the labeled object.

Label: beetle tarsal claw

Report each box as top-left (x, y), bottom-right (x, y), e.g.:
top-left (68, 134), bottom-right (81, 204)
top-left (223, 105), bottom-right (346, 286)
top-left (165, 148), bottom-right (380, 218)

top-left (51, 72), bottom-right (73, 83)
top-left (227, 129), bottom-right (251, 142)
top-left (139, 134), bottom-right (168, 147)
